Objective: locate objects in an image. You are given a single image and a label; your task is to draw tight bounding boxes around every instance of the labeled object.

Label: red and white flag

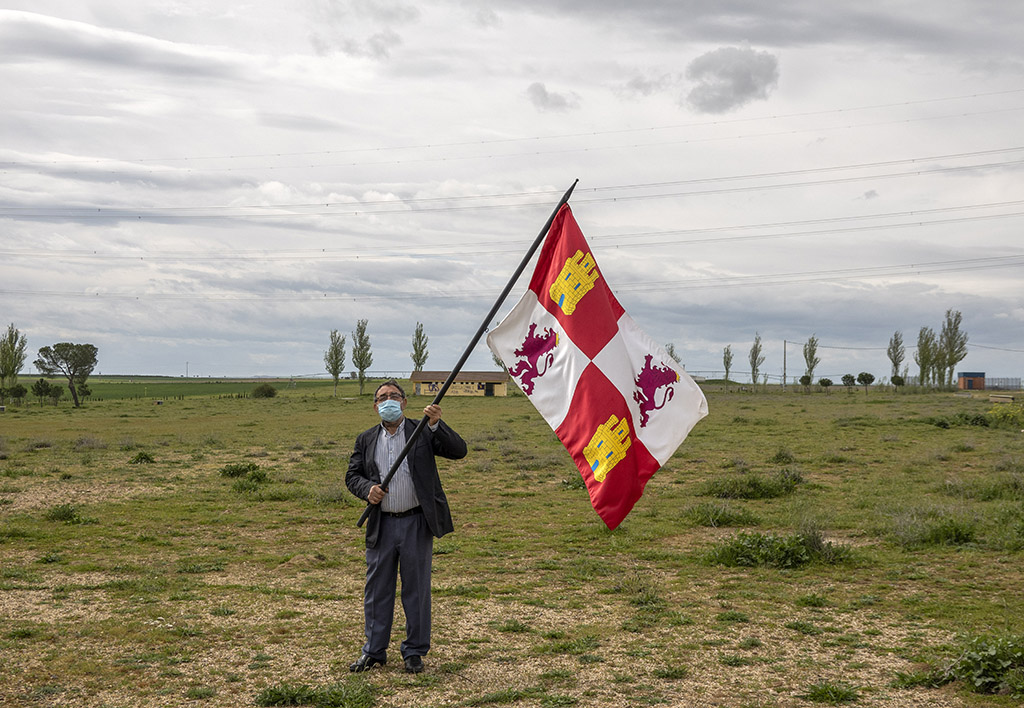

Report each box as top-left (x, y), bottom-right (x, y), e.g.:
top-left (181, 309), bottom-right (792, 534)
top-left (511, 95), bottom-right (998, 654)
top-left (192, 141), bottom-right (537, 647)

top-left (486, 205), bottom-right (708, 529)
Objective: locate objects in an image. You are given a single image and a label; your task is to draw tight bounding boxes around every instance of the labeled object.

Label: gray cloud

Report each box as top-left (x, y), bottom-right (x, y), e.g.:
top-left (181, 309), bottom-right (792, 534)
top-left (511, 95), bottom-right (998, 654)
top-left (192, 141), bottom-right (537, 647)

top-left (502, 1), bottom-right (1024, 57)
top-left (0, 10), bottom-right (246, 80)
top-left (306, 0), bottom-right (416, 58)
top-left (620, 73), bottom-right (675, 98)
top-left (684, 46), bottom-right (779, 113)
top-left (257, 112), bottom-right (351, 133)
top-left (526, 82), bottom-right (580, 112)
top-left (311, 28), bottom-right (404, 58)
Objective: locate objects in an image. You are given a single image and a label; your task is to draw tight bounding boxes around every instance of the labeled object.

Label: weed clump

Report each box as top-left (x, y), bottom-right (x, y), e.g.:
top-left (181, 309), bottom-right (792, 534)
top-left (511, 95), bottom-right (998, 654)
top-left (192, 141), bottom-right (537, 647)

top-left (899, 635), bottom-right (1024, 699)
top-left (768, 447), bottom-right (796, 464)
top-left (43, 504), bottom-right (94, 525)
top-left (890, 507), bottom-right (978, 548)
top-left (231, 466), bottom-right (269, 493)
top-left (129, 451), bottom-right (154, 464)
top-left (560, 474), bottom-right (586, 490)
top-left (219, 462), bottom-right (260, 478)
top-left (707, 528), bottom-right (851, 569)
top-left (800, 680), bottom-right (859, 704)
top-left (684, 501), bottom-right (759, 528)
top-left (701, 469), bottom-right (803, 499)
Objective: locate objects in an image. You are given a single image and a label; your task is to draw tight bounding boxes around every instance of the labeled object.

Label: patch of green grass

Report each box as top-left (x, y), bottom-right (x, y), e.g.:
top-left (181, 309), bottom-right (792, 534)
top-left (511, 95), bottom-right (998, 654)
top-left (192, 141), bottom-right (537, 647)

top-left (796, 593), bottom-right (829, 608)
top-left (255, 678), bottom-right (374, 707)
top-left (717, 610), bottom-right (750, 624)
top-left (768, 448), bottom-right (796, 464)
top-left (700, 469), bottom-right (803, 499)
top-left (184, 685), bottom-right (216, 699)
top-left (684, 501), bottom-right (760, 528)
top-left (651, 665), bottom-right (689, 680)
top-left (43, 504), bottom-right (95, 525)
top-left (462, 686), bottom-right (544, 706)
top-left (889, 506), bottom-right (978, 548)
top-left (707, 529), bottom-right (851, 569)
top-left (535, 635), bottom-right (600, 656)
top-left (800, 680), bottom-right (859, 704)
top-left (494, 618), bottom-right (531, 633)
top-left (785, 620), bottom-right (823, 636)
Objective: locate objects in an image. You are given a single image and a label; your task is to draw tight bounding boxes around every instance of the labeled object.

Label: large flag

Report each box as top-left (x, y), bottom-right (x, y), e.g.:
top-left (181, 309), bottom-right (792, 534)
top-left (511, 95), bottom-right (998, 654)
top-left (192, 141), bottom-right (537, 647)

top-left (486, 205), bottom-right (708, 529)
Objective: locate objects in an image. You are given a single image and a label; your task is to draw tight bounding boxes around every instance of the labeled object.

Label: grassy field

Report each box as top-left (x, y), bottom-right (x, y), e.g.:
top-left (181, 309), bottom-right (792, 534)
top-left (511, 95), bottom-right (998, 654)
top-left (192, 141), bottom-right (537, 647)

top-left (68, 376), bottom-right (340, 401)
top-left (1, 381), bottom-right (1023, 707)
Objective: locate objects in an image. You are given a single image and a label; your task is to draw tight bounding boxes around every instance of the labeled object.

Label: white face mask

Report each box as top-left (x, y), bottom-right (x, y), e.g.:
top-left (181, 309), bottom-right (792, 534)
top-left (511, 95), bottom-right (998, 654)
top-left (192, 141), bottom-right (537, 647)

top-left (377, 399), bottom-right (403, 423)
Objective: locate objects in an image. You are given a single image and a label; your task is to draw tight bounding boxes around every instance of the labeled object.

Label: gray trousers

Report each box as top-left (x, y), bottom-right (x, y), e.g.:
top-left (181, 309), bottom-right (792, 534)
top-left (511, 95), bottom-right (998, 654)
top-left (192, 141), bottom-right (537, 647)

top-left (362, 511), bottom-right (433, 661)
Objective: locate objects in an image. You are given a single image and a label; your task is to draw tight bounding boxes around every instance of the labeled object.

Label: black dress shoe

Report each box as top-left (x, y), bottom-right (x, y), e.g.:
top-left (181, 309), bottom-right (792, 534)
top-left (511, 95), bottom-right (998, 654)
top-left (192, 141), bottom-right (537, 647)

top-left (403, 655), bottom-right (424, 673)
top-left (349, 653), bottom-right (385, 672)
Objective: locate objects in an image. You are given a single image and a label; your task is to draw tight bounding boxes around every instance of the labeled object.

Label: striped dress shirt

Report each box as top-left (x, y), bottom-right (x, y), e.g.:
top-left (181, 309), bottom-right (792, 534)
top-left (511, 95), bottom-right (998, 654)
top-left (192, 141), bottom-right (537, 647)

top-left (375, 422), bottom-right (420, 513)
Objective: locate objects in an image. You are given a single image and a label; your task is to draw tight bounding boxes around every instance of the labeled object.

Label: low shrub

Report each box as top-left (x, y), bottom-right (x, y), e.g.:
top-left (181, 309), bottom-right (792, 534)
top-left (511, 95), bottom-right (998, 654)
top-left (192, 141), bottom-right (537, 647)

top-left (220, 462), bottom-right (260, 478)
top-left (926, 411), bottom-right (991, 429)
top-left (252, 383), bottom-right (277, 399)
top-left (988, 402), bottom-right (1024, 430)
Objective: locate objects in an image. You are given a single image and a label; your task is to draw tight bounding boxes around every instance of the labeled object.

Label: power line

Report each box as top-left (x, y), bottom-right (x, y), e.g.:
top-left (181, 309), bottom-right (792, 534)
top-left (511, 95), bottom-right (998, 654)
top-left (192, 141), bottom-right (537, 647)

top-left (3, 254), bottom-right (1021, 302)
top-left (4, 147), bottom-right (1023, 221)
top-left (4, 88), bottom-right (1022, 170)
top-left (3, 199), bottom-right (1023, 262)
top-left (971, 343), bottom-right (1024, 353)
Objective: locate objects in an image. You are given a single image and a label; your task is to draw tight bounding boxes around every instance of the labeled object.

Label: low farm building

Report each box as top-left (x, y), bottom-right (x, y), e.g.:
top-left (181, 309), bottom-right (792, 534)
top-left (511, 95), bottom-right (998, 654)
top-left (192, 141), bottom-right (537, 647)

top-left (410, 371), bottom-right (510, 397)
top-left (957, 372), bottom-right (985, 390)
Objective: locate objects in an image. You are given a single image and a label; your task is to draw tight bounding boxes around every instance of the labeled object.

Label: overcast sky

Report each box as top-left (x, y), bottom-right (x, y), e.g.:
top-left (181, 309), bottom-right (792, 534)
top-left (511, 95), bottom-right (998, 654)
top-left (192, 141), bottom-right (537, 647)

top-left (2, 1), bottom-right (1023, 383)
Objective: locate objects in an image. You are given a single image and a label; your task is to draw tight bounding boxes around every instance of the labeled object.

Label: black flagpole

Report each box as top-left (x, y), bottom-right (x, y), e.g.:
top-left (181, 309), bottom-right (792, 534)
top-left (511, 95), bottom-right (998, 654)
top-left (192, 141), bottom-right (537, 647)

top-left (357, 179), bottom-right (578, 527)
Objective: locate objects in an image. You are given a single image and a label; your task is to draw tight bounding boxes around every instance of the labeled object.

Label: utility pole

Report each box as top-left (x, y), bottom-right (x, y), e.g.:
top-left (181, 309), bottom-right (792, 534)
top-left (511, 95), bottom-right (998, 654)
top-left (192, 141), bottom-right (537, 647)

top-left (782, 341), bottom-right (787, 391)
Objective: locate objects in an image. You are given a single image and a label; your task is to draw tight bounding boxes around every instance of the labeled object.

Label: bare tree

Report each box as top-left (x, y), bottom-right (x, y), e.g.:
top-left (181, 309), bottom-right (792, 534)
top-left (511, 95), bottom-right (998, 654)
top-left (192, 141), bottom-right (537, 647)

top-left (324, 329), bottom-right (346, 397)
top-left (411, 322), bottom-right (429, 371)
top-left (351, 319), bottom-right (373, 396)
top-left (748, 333), bottom-right (765, 386)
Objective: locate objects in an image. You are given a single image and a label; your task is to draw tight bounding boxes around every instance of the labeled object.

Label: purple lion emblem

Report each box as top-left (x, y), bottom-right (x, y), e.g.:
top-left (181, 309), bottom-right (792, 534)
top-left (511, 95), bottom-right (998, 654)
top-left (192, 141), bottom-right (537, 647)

top-left (508, 323), bottom-right (558, 395)
top-left (633, 354), bottom-right (679, 427)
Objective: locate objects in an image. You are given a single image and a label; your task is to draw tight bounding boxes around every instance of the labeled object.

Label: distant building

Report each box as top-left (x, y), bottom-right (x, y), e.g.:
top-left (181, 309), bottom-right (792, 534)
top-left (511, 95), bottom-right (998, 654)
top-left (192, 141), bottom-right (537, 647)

top-left (957, 372), bottom-right (985, 391)
top-left (409, 371), bottom-right (510, 397)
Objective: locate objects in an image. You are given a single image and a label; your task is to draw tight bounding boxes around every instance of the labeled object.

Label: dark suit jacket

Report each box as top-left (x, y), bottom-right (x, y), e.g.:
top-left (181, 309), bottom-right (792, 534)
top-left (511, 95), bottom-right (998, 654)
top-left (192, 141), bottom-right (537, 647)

top-left (346, 416), bottom-right (467, 548)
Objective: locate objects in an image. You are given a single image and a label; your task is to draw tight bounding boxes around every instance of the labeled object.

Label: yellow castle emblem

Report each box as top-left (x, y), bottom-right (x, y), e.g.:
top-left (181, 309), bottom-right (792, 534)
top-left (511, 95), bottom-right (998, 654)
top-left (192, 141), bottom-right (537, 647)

top-left (549, 249), bottom-right (599, 315)
top-left (584, 414), bottom-right (632, 483)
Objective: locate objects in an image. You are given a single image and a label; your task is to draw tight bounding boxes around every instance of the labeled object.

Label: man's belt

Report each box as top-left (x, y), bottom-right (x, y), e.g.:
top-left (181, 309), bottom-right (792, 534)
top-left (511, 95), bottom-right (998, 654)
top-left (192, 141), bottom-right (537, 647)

top-left (382, 506), bottom-right (422, 518)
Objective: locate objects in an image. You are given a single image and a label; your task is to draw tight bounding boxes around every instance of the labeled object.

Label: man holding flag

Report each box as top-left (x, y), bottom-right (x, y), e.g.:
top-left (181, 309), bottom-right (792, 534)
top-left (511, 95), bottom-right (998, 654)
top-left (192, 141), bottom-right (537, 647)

top-left (487, 204), bottom-right (708, 528)
top-left (346, 379), bottom-right (467, 674)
